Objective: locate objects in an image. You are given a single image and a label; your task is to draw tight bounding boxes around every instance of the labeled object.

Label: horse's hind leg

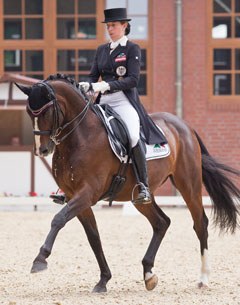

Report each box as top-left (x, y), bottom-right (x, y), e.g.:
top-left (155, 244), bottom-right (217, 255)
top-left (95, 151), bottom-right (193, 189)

top-left (135, 197), bottom-right (171, 291)
top-left (172, 159), bottom-right (210, 287)
top-left (77, 208), bottom-right (112, 293)
top-left (189, 198), bottom-right (209, 287)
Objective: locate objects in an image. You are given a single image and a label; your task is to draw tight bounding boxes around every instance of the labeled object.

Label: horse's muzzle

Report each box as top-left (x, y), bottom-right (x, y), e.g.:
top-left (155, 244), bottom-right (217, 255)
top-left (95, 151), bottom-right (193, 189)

top-left (35, 142), bottom-right (54, 157)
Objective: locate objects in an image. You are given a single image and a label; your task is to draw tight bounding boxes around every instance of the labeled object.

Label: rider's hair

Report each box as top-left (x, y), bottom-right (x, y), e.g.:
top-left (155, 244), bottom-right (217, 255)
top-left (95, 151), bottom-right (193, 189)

top-left (121, 22), bottom-right (131, 36)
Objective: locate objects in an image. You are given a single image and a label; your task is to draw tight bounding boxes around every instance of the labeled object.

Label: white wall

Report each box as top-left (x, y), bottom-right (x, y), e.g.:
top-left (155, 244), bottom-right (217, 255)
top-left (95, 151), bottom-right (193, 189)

top-left (0, 152), bottom-right (58, 196)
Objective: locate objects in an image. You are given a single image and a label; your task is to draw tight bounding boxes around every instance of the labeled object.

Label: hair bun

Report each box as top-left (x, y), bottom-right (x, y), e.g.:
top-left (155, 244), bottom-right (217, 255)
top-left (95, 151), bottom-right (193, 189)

top-left (125, 23), bottom-right (131, 35)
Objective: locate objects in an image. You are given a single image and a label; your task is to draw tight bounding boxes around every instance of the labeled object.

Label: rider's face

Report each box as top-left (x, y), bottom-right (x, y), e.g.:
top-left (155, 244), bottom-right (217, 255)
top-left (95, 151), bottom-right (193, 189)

top-left (106, 21), bottom-right (127, 41)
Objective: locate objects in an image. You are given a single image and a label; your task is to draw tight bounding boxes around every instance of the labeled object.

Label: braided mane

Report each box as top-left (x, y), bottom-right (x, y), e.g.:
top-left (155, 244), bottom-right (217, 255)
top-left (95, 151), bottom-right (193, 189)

top-left (45, 73), bottom-right (80, 90)
top-left (45, 73), bottom-right (90, 102)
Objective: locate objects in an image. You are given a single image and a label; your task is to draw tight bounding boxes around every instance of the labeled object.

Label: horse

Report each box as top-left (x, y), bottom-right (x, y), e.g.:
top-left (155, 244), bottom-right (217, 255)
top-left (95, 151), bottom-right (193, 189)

top-left (16, 74), bottom-right (240, 293)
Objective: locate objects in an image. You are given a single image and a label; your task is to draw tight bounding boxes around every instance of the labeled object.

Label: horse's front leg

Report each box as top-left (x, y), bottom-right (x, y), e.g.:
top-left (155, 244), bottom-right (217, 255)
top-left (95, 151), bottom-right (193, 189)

top-left (30, 204), bottom-right (72, 273)
top-left (77, 208), bottom-right (112, 293)
top-left (31, 194), bottom-right (90, 273)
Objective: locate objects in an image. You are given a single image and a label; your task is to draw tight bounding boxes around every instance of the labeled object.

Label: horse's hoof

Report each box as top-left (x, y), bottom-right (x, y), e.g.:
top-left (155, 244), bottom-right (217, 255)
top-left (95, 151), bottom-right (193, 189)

top-left (145, 274), bottom-right (158, 291)
top-left (198, 281), bottom-right (209, 289)
top-left (30, 261), bottom-right (48, 273)
top-left (92, 284), bottom-right (107, 293)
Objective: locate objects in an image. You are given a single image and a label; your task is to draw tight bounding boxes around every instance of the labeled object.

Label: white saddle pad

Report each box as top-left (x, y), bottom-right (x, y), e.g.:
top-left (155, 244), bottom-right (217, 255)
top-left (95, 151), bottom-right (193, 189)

top-left (108, 126), bottom-right (170, 163)
top-left (145, 142), bottom-right (170, 160)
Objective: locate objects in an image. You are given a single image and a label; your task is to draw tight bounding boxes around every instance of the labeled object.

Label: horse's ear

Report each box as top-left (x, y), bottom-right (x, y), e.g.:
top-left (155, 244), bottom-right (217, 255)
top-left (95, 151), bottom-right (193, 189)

top-left (15, 83), bottom-right (32, 96)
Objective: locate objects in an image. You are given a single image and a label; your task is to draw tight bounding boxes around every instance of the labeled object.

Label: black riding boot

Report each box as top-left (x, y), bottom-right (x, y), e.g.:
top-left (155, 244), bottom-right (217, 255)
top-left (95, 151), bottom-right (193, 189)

top-left (131, 141), bottom-right (151, 204)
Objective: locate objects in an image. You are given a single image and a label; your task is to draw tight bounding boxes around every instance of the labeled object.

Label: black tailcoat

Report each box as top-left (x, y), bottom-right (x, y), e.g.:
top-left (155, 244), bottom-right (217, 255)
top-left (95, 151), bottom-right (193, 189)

top-left (88, 40), bottom-right (167, 145)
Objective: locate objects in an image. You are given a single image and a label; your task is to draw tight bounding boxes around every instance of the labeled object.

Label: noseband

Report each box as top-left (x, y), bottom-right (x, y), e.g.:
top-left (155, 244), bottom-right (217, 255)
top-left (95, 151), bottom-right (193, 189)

top-left (27, 81), bottom-right (90, 145)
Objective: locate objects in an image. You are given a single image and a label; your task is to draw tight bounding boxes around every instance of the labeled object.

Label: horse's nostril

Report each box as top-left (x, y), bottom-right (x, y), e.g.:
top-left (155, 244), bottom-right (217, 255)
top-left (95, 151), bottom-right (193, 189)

top-left (40, 148), bottom-right (49, 155)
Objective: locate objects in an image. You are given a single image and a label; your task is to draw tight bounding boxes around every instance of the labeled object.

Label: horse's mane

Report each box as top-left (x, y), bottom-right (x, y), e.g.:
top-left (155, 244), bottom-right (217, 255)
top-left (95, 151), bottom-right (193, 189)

top-left (45, 73), bottom-right (80, 90)
top-left (45, 73), bottom-right (91, 102)
top-left (28, 73), bottom-right (89, 111)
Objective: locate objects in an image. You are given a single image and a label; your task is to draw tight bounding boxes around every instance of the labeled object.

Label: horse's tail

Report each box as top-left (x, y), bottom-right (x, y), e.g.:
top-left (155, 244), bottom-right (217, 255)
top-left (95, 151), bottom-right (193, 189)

top-left (194, 131), bottom-right (240, 233)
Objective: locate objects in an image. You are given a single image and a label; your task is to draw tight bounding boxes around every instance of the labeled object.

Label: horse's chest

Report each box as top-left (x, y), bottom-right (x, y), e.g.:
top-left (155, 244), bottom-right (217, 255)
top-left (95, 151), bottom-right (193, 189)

top-left (52, 154), bottom-right (75, 185)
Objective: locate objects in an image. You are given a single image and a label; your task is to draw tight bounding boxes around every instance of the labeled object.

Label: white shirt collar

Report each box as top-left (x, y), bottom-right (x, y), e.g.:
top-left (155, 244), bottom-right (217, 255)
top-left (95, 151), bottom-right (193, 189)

top-left (110, 36), bottom-right (128, 50)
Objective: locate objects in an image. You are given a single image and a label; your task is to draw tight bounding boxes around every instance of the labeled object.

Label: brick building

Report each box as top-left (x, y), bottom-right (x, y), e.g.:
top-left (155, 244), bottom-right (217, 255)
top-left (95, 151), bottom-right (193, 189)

top-left (0, 0), bottom-right (239, 195)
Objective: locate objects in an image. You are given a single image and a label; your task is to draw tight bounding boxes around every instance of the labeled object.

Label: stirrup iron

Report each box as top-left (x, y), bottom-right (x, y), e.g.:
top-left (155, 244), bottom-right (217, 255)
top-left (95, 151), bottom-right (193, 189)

top-left (50, 194), bottom-right (66, 205)
top-left (132, 183), bottom-right (152, 205)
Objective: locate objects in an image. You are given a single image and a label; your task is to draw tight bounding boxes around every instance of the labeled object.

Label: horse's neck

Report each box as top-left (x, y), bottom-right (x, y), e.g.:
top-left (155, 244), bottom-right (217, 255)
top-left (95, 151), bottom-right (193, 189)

top-left (54, 82), bottom-right (89, 121)
top-left (55, 84), bottom-right (104, 147)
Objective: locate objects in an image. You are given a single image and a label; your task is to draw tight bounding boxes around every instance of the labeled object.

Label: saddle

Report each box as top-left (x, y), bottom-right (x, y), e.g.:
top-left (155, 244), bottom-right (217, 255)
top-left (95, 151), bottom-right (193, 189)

top-left (93, 104), bottom-right (170, 163)
top-left (93, 104), bottom-right (131, 158)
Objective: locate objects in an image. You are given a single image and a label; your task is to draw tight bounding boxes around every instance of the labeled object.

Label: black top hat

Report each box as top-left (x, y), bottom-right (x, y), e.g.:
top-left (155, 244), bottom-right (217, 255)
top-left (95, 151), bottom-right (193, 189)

top-left (102, 8), bottom-right (131, 23)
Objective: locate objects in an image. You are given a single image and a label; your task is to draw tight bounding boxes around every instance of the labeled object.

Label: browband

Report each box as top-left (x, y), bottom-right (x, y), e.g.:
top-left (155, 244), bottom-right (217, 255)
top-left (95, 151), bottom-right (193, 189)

top-left (27, 100), bottom-right (55, 117)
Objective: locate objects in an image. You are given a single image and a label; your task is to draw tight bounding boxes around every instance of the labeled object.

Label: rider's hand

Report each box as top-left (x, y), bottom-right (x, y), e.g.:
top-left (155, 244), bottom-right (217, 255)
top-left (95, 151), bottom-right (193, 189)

top-left (79, 82), bottom-right (90, 93)
top-left (91, 81), bottom-right (110, 94)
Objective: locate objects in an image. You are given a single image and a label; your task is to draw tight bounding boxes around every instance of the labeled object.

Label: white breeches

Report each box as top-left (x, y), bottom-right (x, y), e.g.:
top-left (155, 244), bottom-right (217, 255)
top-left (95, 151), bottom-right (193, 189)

top-left (100, 91), bottom-right (140, 148)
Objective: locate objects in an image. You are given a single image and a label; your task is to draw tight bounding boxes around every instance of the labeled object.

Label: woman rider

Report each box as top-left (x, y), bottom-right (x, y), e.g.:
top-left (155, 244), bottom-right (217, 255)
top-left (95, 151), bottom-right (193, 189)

top-left (52, 8), bottom-right (167, 205)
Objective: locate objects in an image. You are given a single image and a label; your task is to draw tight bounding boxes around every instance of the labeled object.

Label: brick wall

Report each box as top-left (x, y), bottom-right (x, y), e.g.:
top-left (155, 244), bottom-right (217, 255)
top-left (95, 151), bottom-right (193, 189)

top-left (151, 0), bottom-right (240, 196)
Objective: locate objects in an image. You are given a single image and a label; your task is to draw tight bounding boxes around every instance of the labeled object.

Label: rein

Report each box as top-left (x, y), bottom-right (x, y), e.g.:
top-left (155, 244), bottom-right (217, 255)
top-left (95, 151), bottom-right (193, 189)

top-left (50, 100), bottom-right (90, 145)
top-left (28, 81), bottom-right (91, 145)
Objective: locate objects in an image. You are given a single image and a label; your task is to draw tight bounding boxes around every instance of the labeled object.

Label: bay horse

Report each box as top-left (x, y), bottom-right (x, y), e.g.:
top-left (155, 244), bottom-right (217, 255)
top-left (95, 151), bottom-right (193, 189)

top-left (16, 74), bottom-right (240, 293)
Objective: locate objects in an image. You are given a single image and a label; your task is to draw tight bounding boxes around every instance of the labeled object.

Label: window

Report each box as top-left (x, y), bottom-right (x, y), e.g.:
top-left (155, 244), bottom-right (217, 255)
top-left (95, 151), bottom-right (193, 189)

top-left (3, 0), bottom-right (43, 40)
top-left (56, 0), bottom-right (96, 39)
top-left (4, 50), bottom-right (22, 71)
top-left (210, 0), bottom-right (240, 97)
top-left (4, 50), bottom-right (44, 79)
top-left (57, 49), bottom-right (96, 81)
top-left (2, 0), bottom-right (44, 80)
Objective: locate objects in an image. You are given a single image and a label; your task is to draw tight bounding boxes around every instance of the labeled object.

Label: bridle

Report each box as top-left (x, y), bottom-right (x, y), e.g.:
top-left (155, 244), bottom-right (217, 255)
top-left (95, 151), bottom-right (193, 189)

top-left (27, 81), bottom-right (91, 145)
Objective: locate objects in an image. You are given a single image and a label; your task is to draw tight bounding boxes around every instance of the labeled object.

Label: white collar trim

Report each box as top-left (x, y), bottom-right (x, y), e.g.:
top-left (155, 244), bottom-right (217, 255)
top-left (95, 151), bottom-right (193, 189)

top-left (110, 36), bottom-right (128, 49)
